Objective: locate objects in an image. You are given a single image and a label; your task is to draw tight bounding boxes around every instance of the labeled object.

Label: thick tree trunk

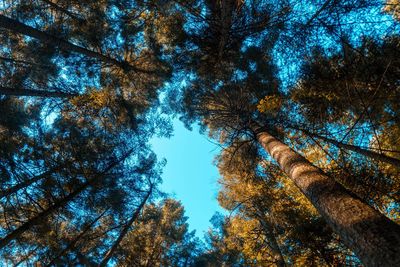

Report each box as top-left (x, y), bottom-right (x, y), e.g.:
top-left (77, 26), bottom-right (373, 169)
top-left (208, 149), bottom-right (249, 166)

top-left (98, 185), bottom-right (153, 267)
top-left (0, 86), bottom-right (78, 98)
top-left (0, 15), bottom-right (153, 74)
top-left (300, 128), bottom-right (400, 168)
top-left (253, 127), bottom-right (400, 267)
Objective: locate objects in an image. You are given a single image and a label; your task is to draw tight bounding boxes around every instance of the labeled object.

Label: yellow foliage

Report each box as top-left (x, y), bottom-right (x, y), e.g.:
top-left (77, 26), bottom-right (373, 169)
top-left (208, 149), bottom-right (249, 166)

top-left (384, 0), bottom-right (400, 21)
top-left (257, 95), bottom-right (282, 114)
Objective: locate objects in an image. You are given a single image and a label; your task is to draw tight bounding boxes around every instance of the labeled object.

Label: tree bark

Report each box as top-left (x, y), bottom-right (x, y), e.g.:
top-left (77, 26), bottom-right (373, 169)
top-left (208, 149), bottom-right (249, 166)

top-left (253, 126), bottom-right (400, 267)
top-left (299, 128), bottom-right (400, 168)
top-left (0, 15), bottom-right (153, 74)
top-left (0, 86), bottom-right (78, 98)
top-left (98, 185), bottom-right (153, 267)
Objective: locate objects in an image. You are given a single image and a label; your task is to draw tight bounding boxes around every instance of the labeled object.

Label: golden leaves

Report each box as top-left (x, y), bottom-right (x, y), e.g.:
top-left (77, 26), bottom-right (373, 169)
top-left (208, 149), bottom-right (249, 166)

top-left (257, 95), bottom-right (282, 114)
top-left (384, 0), bottom-right (400, 21)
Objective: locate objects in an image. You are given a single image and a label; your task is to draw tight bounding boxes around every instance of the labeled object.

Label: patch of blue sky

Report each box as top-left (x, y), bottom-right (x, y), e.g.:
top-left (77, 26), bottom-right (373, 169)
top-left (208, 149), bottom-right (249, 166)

top-left (150, 118), bottom-right (226, 240)
top-left (151, 76), bottom-right (226, 240)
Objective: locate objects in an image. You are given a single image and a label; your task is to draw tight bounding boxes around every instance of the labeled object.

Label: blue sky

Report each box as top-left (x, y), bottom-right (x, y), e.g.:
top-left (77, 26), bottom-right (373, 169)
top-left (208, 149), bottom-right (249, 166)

top-left (151, 118), bottom-right (225, 239)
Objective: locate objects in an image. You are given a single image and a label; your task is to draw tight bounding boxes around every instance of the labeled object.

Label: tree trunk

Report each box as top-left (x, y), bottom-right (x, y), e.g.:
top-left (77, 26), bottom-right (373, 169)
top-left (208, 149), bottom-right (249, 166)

top-left (299, 128), bottom-right (400, 168)
top-left (0, 180), bottom-right (90, 249)
top-left (41, 0), bottom-right (85, 22)
top-left (0, 86), bottom-right (78, 98)
top-left (46, 210), bottom-right (107, 267)
top-left (0, 168), bottom-right (54, 199)
top-left (0, 149), bottom-right (134, 249)
top-left (0, 15), bottom-right (153, 74)
top-left (254, 212), bottom-right (286, 267)
top-left (253, 126), bottom-right (400, 267)
top-left (98, 185), bottom-right (153, 267)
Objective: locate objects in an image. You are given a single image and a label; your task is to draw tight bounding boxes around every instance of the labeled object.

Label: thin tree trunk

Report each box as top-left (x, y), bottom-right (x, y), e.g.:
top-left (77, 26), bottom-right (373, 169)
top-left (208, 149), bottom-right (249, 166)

top-left (40, 0), bottom-right (85, 22)
top-left (98, 185), bottom-right (153, 267)
top-left (299, 128), bottom-right (400, 168)
top-left (0, 180), bottom-right (91, 249)
top-left (254, 211), bottom-right (286, 267)
top-left (252, 126), bottom-right (400, 267)
top-left (0, 56), bottom-right (51, 67)
top-left (46, 209), bottom-right (107, 267)
top-left (0, 86), bottom-right (78, 98)
top-left (0, 168), bottom-right (55, 199)
top-left (0, 149), bottom-right (134, 249)
top-left (0, 15), bottom-right (154, 74)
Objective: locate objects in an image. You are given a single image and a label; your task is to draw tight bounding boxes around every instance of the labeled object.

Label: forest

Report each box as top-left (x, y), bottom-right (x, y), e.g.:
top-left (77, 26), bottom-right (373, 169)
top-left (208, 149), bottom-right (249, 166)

top-left (0, 0), bottom-right (399, 266)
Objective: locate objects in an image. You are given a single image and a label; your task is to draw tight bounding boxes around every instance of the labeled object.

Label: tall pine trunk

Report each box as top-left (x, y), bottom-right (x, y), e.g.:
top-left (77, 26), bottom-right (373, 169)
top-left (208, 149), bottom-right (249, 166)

top-left (0, 15), bottom-right (153, 74)
top-left (46, 209), bottom-right (107, 266)
top-left (0, 168), bottom-right (55, 199)
top-left (0, 180), bottom-right (90, 249)
top-left (255, 212), bottom-right (286, 267)
top-left (0, 86), bottom-right (78, 98)
top-left (98, 185), bottom-right (153, 266)
top-left (253, 127), bottom-right (400, 267)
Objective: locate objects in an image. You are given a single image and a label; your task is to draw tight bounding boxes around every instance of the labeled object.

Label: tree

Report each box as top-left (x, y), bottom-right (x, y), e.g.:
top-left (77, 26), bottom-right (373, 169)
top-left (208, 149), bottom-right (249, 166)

top-left (0, 94), bottom-right (165, 265)
top-left (215, 141), bottom-right (356, 266)
top-left (117, 199), bottom-right (201, 267)
top-left (175, 31), bottom-right (400, 265)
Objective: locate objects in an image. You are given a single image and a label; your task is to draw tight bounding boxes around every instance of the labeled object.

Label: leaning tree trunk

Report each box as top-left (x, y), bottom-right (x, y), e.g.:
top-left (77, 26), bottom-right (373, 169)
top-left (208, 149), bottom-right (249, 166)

top-left (299, 128), bottom-right (400, 168)
top-left (0, 168), bottom-right (56, 199)
top-left (40, 0), bottom-right (85, 22)
top-left (98, 185), bottom-right (153, 267)
top-left (0, 149), bottom-right (134, 249)
top-left (254, 211), bottom-right (286, 267)
top-left (0, 86), bottom-right (78, 98)
top-left (252, 126), bottom-right (400, 267)
top-left (0, 15), bottom-right (153, 74)
top-left (46, 209), bottom-right (108, 267)
top-left (0, 180), bottom-right (90, 249)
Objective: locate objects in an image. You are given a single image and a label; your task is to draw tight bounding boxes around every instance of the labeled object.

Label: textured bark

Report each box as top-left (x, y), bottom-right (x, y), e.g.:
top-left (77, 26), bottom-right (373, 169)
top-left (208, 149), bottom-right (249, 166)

top-left (301, 128), bottom-right (400, 168)
top-left (254, 128), bottom-right (400, 267)
top-left (0, 86), bottom-right (78, 98)
top-left (0, 15), bottom-right (153, 74)
top-left (98, 185), bottom-right (153, 267)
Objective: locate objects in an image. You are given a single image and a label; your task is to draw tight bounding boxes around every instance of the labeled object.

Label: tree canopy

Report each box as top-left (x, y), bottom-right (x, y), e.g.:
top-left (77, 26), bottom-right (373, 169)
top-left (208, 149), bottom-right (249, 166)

top-left (0, 0), bottom-right (399, 266)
